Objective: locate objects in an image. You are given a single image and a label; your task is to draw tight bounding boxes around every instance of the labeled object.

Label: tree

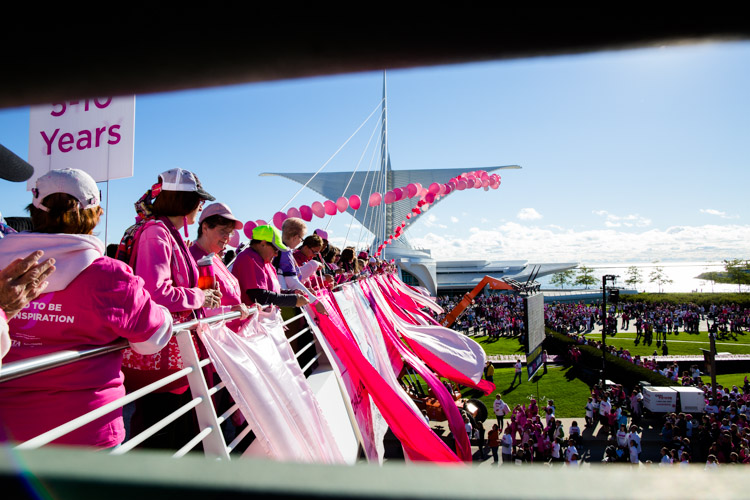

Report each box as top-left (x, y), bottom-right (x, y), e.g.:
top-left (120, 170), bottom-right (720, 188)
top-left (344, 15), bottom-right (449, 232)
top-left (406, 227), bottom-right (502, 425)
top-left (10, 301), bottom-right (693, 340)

top-left (649, 261), bottom-right (673, 293)
top-left (549, 269), bottom-right (576, 289)
top-left (723, 258), bottom-right (750, 293)
top-left (624, 266), bottom-right (643, 290)
top-left (574, 265), bottom-right (597, 289)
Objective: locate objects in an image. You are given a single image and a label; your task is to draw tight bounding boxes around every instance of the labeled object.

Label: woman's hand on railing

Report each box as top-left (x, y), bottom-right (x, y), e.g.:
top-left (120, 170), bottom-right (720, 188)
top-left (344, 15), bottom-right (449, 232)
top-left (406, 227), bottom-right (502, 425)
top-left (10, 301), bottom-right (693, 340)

top-left (231, 303), bottom-right (252, 320)
top-left (202, 288), bottom-right (222, 309)
top-left (291, 290), bottom-right (310, 308)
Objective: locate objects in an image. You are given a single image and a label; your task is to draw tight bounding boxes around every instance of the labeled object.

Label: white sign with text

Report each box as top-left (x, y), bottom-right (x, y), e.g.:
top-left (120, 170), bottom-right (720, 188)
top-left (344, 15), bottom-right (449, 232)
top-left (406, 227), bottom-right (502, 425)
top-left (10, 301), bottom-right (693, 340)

top-left (28, 96), bottom-right (135, 188)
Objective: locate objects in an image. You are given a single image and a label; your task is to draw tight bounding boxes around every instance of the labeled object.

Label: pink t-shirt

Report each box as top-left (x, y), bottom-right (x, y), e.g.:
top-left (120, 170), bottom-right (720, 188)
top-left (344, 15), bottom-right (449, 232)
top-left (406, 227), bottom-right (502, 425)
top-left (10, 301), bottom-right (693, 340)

top-left (189, 245), bottom-right (241, 308)
top-left (121, 219), bottom-right (204, 392)
top-left (130, 219), bottom-right (204, 313)
top-left (232, 247), bottom-right (280, 306)
top-left (189, 245), bottom-right (245, 332)
top-left (0, 257), bottom-right (165, 447)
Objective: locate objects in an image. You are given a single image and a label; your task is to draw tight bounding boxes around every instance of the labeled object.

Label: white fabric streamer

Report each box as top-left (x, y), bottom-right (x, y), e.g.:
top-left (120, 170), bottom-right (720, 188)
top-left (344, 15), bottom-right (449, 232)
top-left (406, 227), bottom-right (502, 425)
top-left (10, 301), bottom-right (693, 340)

top-left (198, 308), bottom-right (344, 463)
top-left (369, 282), bottom-right (486, 384)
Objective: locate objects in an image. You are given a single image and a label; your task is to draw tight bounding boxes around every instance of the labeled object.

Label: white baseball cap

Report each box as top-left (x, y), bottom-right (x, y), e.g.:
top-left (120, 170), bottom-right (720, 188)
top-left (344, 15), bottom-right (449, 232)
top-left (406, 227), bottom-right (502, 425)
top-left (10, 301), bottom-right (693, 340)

top-left (158, 168), bottom-right (215, 201)
top-left (32, 168), bottom-right (100, 212)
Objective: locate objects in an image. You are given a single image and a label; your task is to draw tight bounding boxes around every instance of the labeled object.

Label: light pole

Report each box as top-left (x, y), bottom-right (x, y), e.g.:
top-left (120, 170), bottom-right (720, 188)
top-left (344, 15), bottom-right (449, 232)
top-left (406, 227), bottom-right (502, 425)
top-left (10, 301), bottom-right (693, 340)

top-left (601, 274), bottom-right (617, 385)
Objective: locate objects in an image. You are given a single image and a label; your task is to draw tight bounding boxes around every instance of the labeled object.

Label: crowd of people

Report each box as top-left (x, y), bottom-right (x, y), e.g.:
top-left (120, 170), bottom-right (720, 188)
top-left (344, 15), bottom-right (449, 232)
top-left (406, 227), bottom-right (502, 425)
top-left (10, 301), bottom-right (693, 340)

top-left (485, 396), bottom-right (589, 466)
top-left (484, 380), bottom-right (750, 467)
top-left (546, 300), bottom-right (750, 339)
top-left (435, 292), bottom-right (750, 341)
top-left (0, 163), bottom-right (395, 449)
top-left (433, 293), bottom-right (526, 337)
top-left (434, 290), bottom-right (750, 467)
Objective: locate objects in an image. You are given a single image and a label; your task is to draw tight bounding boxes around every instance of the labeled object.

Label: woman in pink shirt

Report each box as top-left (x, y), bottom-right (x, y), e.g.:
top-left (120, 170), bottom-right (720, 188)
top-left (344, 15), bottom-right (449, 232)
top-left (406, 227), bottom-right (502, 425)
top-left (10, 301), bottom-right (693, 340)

top-left (232, 225), bottom-right (310, 310)
top-left (189, 202), bottom-right (250, 330)
top-left (0, 169), bottom-right (173, 448)
top-left (121, 168), bottom-right (220, 449)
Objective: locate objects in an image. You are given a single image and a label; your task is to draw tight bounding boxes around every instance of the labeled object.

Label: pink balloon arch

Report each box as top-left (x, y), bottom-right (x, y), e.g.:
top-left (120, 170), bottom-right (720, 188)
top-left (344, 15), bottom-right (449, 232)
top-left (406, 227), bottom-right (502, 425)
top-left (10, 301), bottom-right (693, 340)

top-left (251, 171), bottom-right (502, 246)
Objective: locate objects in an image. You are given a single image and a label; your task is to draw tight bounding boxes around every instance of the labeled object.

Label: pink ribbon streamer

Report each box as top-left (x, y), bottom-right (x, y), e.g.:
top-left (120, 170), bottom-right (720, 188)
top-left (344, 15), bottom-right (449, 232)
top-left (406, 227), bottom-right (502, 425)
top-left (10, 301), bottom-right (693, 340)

top-left (311, 290), bottom-right (464, 464)
top-left (372, 277), bottom-right (496, 396)
top-left (358, 281), bottom-right (473, 462)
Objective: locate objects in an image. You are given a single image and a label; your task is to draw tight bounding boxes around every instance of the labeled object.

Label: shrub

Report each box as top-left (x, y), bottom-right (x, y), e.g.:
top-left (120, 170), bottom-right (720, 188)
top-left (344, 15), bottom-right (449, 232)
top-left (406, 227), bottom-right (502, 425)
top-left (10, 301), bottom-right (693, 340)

top-left (544, 329), bottom-right (677, 390)
top-left (620, 292), bottom-right (750, 308)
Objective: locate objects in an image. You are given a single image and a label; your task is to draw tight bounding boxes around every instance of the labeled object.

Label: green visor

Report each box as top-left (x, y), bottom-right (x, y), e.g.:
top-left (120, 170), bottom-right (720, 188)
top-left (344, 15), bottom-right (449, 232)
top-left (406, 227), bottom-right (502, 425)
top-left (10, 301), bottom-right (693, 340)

top-left (253, 224), bottom-right (289, 251)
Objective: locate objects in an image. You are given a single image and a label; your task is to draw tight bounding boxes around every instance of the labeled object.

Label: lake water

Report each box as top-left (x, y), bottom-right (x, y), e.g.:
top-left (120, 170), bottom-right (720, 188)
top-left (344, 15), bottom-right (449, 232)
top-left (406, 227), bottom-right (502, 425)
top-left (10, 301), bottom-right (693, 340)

top-left (536, 261), bottom-right (745, 294)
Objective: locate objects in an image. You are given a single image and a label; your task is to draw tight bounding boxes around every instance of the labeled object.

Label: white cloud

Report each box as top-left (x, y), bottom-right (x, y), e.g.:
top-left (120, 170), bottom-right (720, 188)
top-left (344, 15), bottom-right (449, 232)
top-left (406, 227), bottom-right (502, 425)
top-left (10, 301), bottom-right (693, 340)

top-left (517, 208), bottom-right (542, 220)
top-left (593, 210), bottom-right (651, 228)
top-left (423, 214), bottom-right (446, 229)
top-left (700, 208), bottom-right (738, 219)
top-left (408, 223), bottom-right (750, 264)
top-left (450, 216), bottom-right (459, 223)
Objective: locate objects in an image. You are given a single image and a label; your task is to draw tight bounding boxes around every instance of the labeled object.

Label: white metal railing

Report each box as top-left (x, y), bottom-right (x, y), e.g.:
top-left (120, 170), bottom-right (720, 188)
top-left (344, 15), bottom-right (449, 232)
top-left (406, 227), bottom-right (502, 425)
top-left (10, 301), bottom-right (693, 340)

top-left (1, 307), bottom-right (323, 459)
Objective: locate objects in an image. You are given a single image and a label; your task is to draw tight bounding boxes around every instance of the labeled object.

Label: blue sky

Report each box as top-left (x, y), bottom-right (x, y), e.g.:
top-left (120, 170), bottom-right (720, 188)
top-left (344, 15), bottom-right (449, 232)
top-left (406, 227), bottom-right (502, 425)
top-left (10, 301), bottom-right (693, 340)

top-left (1, 41), bottom-right (748, 265)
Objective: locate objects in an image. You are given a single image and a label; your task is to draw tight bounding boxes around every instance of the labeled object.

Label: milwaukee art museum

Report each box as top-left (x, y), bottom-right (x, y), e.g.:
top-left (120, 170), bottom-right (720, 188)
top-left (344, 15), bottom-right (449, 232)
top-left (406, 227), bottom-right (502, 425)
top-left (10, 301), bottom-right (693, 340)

top-left (262, 158), bottom-right (576, 296)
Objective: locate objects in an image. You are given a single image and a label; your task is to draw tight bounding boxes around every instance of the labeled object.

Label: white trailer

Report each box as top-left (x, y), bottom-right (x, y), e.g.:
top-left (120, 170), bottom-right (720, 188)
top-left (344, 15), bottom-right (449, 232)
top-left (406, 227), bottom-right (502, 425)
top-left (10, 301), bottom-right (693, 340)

top-left (673, 386), bottom-right (706, 413)
top-left (642, 386), bottom-right (706, 414)
top-left (642, 386), bottom-right (678, 413)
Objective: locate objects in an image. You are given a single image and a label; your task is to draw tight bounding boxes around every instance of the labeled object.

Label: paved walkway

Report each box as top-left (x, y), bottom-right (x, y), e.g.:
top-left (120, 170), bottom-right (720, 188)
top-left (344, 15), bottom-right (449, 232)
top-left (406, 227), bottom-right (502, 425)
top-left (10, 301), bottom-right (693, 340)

top-left (465, 416), bottom-right (665, 466)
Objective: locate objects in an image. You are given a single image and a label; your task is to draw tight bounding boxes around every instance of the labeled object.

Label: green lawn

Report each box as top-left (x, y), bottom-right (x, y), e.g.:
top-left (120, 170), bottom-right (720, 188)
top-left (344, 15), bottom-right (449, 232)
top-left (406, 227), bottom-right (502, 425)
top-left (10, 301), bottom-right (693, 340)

top-left (703, 373), bottom-right (749, 391)
top-left (579, 330), bottom-right (750, 356)
top-left (472, 335), bottom-right (526, 356)
top-left (462, 332), bottom-right (748, 419)
top-left (463, 366), bottom-right (593, 418)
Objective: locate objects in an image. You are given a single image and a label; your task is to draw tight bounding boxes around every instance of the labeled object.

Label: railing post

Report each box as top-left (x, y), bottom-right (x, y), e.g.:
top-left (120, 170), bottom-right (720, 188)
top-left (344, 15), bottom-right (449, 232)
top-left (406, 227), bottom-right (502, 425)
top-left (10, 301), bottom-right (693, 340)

top-left (175, 329), bottom-right (230, 460)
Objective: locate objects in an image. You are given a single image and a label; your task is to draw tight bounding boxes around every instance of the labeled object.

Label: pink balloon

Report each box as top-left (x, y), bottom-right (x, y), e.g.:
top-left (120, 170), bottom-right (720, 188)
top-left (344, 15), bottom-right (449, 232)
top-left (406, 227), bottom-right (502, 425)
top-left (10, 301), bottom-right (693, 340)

top-left (272, 211), bottom-right (287, 229)
top-left (425, 192), bottom-right (435, 204)
top-left (407, 183), bottom-right (418, 198)
top-left (406, 213), bottom-right (412, 219)
top-left (228, 229), bottom-right (240, 248)
top-left (419, 187), bottom-right (429, 198)
top-left (428, 182), bottom-right (440, 194)
top-left (393, 187), bottom-right (404, 201)
top-left (369, 192), bottom-right (382, 207)
top-left (311, 201), bottom-right (325, 218)
top-left (417, 200), bottom-right (425, 207)
top-left (444, 185), bottom-right (452, 195)
top-left (384, 191), bottom-right (396, 204)
top-left (336, 196), bottom-right (349, 213)
top-left (255, 219), bottom-right (267, 227)
top-left (349, 194), bottom-right (361, 210)
top-left (243, 220), bottom-right (257, 239)
top-left (414, 208), bottom-right (421, 215)
top-left (299, 205), bottom-right (313, 221)
top-left (482, 179), bottom-right (490, 188)
top-left (324, 200), bottom-right (337, 216)
top-left (447, 181), bottom-right (456, 191)
top-left (474, 178), bottom-right (482, 188)
top-left (287, 207), bottom-right (301, 219)
top-left (457, 180), bottom-right (467, 190)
